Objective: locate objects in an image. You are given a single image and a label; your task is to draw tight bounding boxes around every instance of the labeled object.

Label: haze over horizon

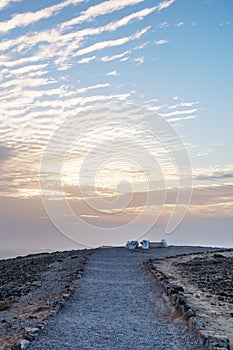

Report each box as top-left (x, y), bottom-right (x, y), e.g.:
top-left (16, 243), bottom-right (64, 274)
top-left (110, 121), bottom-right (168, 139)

top-left (0, 0), bottom-right (233, 258)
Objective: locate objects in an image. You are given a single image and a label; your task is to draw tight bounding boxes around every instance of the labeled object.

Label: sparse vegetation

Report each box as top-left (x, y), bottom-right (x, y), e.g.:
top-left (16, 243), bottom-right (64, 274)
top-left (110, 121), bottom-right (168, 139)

top-left (0, 300), bottom-right (12, 311)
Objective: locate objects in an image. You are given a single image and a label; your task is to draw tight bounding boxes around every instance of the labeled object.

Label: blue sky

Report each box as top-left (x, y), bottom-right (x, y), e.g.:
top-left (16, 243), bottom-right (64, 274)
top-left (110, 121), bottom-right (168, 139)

top-left (0, 0), bottom-right (233, 253)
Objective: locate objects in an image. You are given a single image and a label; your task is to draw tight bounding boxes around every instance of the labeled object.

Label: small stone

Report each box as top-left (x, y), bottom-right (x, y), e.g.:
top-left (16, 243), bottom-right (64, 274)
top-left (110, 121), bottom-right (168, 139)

top-left (63, 293), bottom-right (70, 299)
top-left (185, 309), bottom-right (195, 319)
top-left (176, 294), bottom-right (186, 306)
top-left (24, 327), bottom-right (39, 334)
top-left (213, 253), bottom-right (225, 259)
top-left (30, 281), bottom-right (41, 288)
top-left (12, 339), bottom-right (30, 350)
top-left (20, 340), bottom-right (30, 350)
top-left (189, 317), bottom-right (205, 329)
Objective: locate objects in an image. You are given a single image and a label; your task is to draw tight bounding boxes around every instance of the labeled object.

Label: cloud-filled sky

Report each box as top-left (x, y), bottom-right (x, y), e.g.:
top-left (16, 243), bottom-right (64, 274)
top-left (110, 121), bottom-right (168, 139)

top-left (0, 0), bottom-right (233, 254)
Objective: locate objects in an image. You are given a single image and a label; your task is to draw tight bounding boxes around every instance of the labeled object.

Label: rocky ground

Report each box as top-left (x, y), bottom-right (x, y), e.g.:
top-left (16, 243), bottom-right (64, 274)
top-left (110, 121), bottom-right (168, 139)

top-left (27, 247), bottom-right (206, 350)
top-left (0, 249), bottom-right (93, 350)
top-left (0, 245), bottom-right (231, 350)
top-left (153, 250), bottom-right (233, 347)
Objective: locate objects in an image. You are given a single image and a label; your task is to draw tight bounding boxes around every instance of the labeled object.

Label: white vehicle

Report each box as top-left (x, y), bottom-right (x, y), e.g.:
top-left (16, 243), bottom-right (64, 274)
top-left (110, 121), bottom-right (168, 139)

top-left (125, 240), bottom-right (139, 249)
top-left (140, 240), bottom-right (149, 250)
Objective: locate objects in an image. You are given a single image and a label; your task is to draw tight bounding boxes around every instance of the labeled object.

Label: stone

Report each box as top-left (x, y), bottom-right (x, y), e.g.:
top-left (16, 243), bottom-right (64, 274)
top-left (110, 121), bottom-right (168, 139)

top-left (30, 281), bottom-right (41, 288)
top-left (198, 331), bottom-right (230, 350)
top-left (12, 339), bottom-right (30, 350)
top-left (189, 316), bottom-right (205, 330)
top-left (24, 327), bottom-right (39, 334)
top-left (176, 293), bottom-right (186, 306)
top-left (183, 307), bottom-right (195, 320)
top-left (170, 293), bottom-right (179, 306)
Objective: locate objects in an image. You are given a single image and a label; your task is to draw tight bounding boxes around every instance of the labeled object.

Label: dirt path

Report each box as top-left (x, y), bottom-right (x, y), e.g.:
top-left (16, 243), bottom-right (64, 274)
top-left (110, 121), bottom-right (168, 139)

top-left (31, 247), bottom-right (213, 350)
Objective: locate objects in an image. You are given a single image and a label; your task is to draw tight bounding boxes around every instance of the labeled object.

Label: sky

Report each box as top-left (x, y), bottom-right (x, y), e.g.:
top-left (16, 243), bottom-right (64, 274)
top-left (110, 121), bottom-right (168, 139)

top-left (0, 0), bottom-right (233, 257)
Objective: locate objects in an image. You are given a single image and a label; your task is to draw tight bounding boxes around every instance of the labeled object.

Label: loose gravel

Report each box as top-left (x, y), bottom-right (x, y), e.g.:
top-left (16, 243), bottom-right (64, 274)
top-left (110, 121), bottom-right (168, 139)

top-left (31, 246), bottom-right (219, 350)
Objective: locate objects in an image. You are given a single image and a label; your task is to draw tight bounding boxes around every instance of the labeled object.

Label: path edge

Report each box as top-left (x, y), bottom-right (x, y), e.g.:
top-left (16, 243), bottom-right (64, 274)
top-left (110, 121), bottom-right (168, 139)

top-left (10, 253), bottom-right (92, 350)
top-left (143, 254), bottom-right (231, 350)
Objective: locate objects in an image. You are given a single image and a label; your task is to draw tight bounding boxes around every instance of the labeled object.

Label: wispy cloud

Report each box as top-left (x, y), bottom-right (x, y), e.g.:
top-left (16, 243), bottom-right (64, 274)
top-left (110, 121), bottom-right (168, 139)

top-left (78, 56), bottom-right (96, 64)
top-left (73, 27), bottom-right (151, 57)
top-left (159, 108), bottom-right (198, 117)
top-left (168, 101), bottom-right (199, 109)
top-left (194, 165), bottom-right (233, 181)
top-left (0, 0), bottom-right (205, 204)
top-left (61, 0), bottom-right (145, 30)
top-left (0, 0), bottom-right (85, 33)
top-left (106, 71), bottom-right (119, 76)
top-left (196, 149), bottom-right (213, 157)
top-left (157, 0), bottom-right (175, 11)
top-left (100, 50), bottom-right (130, 62)
top-left (155, 39), bottom-right (168, 45)
top-left (0, 2), bottom-right (169, 72)
top-left (176, 22), bottom-right (185, 27)
top-left (134, 56), bottom-right (144, 63)
top-left (158, 21), bottom-right (169, 28)
top-left (167, 115), bottom-right (196, 122)
top-left (100, 43), bottom-right (148, 63)
top-left (0, 0), bottom-right (22, 11)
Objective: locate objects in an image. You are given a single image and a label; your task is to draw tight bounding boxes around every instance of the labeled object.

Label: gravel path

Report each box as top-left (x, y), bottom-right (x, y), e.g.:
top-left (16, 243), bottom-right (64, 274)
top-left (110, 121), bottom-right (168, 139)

top-left (30, 246), bottom-right (217, 350)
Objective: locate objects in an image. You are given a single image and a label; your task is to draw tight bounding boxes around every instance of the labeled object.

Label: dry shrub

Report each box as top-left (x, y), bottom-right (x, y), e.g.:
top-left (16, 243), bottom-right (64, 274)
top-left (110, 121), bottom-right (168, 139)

top-left (0, 300), bottom-right (12, 311)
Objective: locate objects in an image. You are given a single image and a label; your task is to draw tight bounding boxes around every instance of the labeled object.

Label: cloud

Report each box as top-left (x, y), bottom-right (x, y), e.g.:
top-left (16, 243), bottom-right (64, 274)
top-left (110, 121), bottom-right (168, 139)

top-left (106, 71), bottom-right (118, 76)
top-left (189, 184), bottom-right (233, 215)
top-left (157, 0), bottom-right (175, 11)
top-left (168, 101), bottom-right (199, 109)
top-left (1, 64), bottom-right (48, 78)
top-left (158, 21), bottom-right (169, 28)
top-left (73, 27), bottom-right (150, 57)
top-left (100, 43), bottom-right (148, 63)
top-left (194, 166), bottom-right (233, 181)
top-left (120, 57), bottom-right (129, 62)
top-left (60, 0), bottom-right (145, 30)
top-left (0, 0), bottom-right (22, 10)
top-left (78, 56), bottom-right (96, 64)
top-left (100, 50), bottom-right (130, 62)
top-left (196, 149), bottom-right (213, 157)
top-left (167, 115), bottom-right (196, 122)
top-left (159, 108), bottom-right (197, 117)
top-left (176, 22), bottom-right (185, 27)
top-left (61, 182), bottom-right (233, 219)
top-left (0, 0), bottom-right (85, 34)
top-left (0, 2), bottom-right (166, 55)
top-left (75, 83), bottom-right (110, 93)
top-left (0, 5), bottom-right (156, 71)
top-left (0, 0), bottom-right (203, 204)
top-left (155, 39), bottom-right (168, 45)
top-left (134, 56), bottom-right (144, 63)
top-left (1, 76), bottom-right (56, 89)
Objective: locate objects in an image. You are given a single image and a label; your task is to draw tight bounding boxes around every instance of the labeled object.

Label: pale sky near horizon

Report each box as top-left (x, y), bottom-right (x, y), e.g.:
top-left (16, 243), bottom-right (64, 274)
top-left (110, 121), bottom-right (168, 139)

top-left (0, 0), bottom-right (233, 255)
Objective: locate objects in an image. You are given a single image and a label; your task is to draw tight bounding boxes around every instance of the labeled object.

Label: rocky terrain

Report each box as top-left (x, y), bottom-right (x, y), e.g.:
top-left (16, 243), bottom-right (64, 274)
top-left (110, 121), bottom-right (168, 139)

top-left (153, 250), bottom-right (233, 347)
top-left (0, 249), bottom-right (92, 350)
top-left (0, 245), bottom-right (231, 350)
top-left (177, 252), bottom-right (233, 305)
